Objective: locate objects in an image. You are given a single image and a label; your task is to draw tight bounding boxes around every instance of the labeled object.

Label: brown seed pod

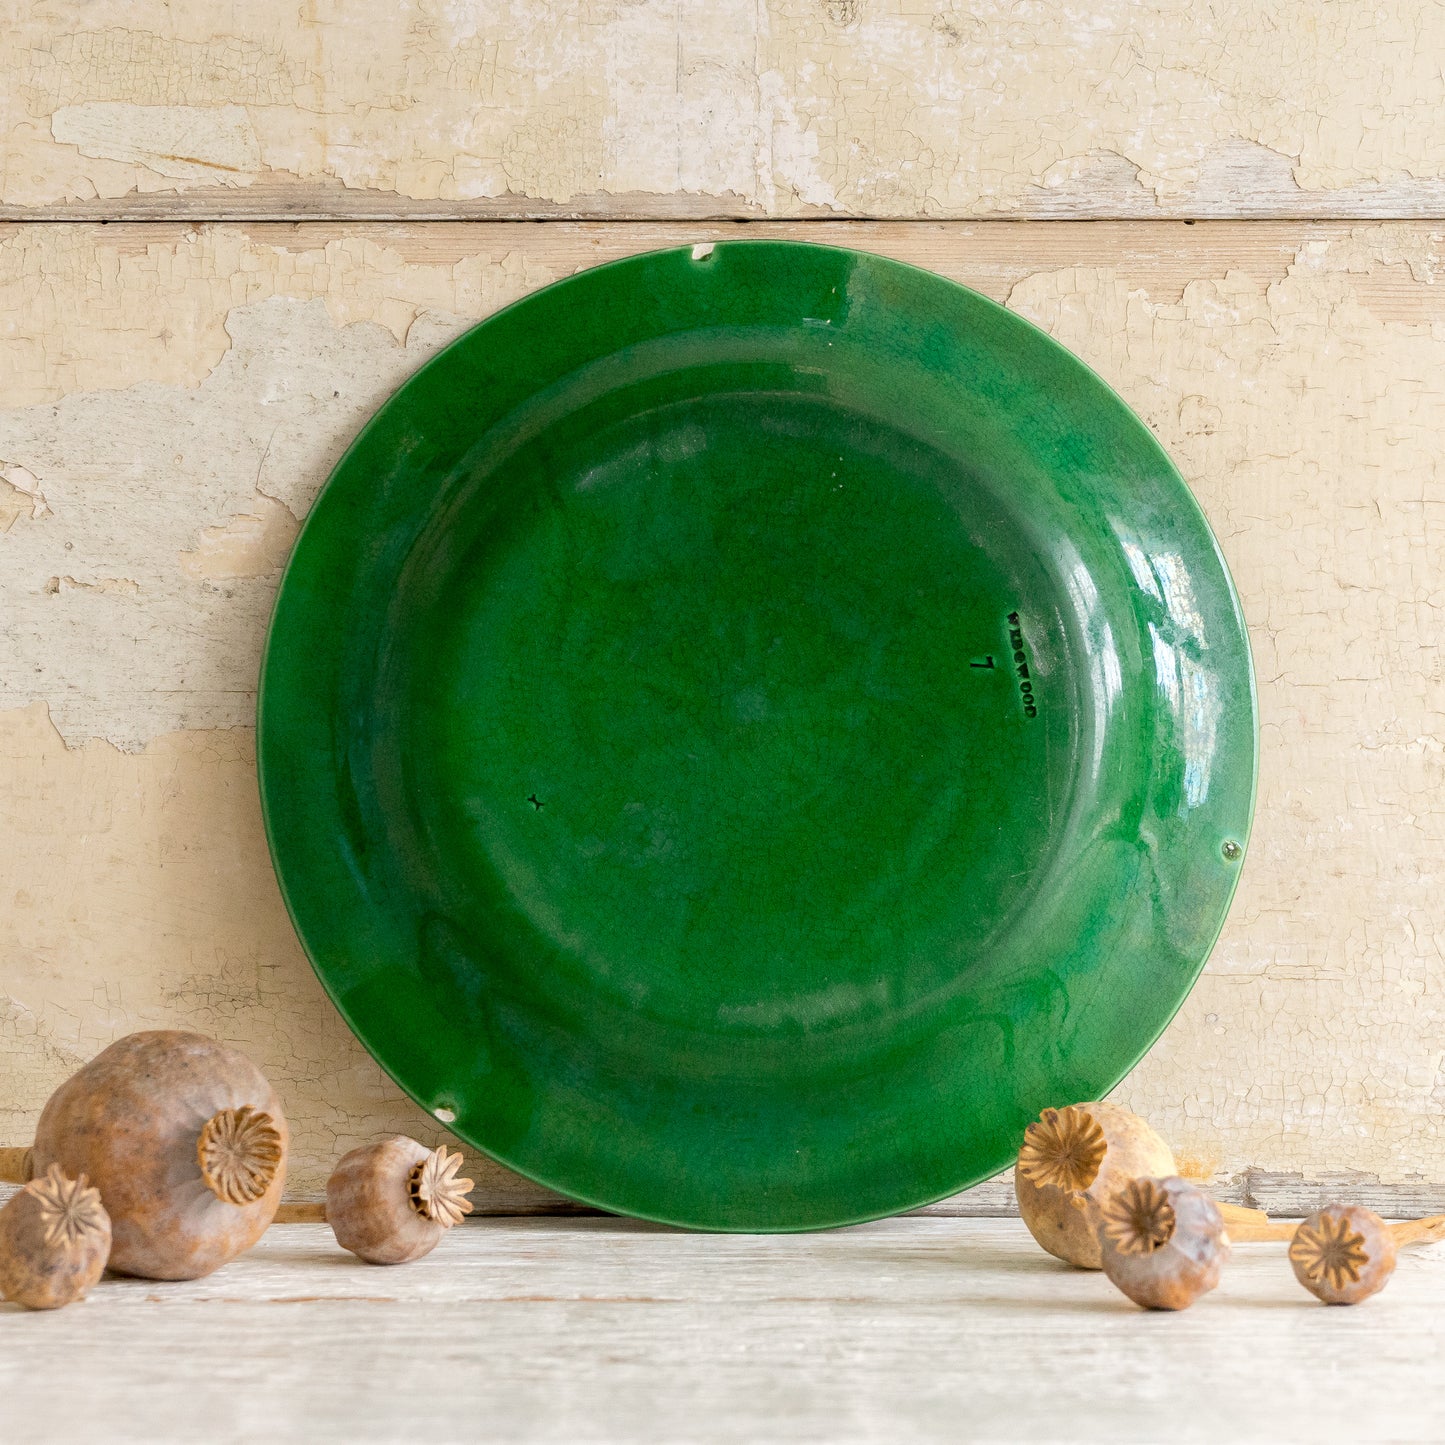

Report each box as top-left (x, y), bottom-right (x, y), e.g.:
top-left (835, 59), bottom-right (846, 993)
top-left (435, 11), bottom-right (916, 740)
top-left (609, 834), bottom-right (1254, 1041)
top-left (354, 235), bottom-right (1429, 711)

top-left (0, 1164), bottom-right (112, 1310)
top-left (31, 1031), bottom-right (288, 1281)
top-left (1014, 1101), bottom-right (1176, 1268)
top-left (1096, 1175), bottom-right (1230, 1310)
top-left (326, 1138), bottom-right (474, 1265)
top-left (1289, 1204), bottom-right (1397, 1305)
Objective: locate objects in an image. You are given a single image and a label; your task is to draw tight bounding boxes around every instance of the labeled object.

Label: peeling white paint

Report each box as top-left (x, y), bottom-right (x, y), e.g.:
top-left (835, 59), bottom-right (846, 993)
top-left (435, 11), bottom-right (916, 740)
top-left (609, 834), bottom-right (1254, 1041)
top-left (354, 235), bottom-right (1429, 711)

top-left (51, 103), bottom-right (262, 185)
top-left (0, 463), bottom-right (50, 521)
top-left (0, 295), bottom-right (473, 748)
top-left (44, 574), bottom-right (141, 596)
top-left (0, 227), bottom-right (555, 408)
top-left (178, 492), bottom-right (300, 581)
top-left (10, 3), bottom-right (1445, 212)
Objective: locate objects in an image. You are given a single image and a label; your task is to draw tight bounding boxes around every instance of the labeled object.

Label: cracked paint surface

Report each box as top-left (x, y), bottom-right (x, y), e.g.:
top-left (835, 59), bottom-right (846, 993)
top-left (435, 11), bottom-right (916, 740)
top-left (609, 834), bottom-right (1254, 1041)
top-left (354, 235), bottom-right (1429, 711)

top-left (5, 2), bottom-right (1445, 213)
top-left (0, 226), bottom-right (555, 408)
top-left (3, 222), bottom-right (1444, 1200)
top-left (0, 297), bottom-right (477, 746)
top-left (178, 492), bottom-right (299, 582)
top-left (0, 227), bottom-right (554, 746)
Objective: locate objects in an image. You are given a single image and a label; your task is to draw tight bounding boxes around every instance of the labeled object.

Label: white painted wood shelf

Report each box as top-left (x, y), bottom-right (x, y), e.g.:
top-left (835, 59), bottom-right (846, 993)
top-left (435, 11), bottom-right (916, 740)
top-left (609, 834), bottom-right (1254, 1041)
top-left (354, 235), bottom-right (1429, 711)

top-left (3, 1217), bottom-right (1443, 1443)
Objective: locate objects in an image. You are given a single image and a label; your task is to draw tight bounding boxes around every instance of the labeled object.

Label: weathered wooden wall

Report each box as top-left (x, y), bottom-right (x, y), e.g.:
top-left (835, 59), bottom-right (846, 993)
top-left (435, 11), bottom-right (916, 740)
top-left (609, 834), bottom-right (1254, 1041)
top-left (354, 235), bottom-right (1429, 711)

top-left (3, 3), bottom-right (1444, 1211)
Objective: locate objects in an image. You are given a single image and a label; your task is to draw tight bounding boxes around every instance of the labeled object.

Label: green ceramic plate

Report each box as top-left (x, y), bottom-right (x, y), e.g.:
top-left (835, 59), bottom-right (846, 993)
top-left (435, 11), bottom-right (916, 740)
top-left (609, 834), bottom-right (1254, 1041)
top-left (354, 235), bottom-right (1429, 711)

top-left (258, 241), bottom-right (1256, 1231)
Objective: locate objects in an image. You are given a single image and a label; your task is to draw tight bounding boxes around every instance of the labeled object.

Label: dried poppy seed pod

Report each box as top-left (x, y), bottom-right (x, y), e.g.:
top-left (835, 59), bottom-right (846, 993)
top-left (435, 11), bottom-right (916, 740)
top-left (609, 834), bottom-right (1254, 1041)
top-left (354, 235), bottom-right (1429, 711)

top-left (1290, 1204), bottom-right (1397, 1305)
top-left (0, 1164), bottom-right (112, 1310)
top-left (31, 1031), bottom-right (288, 1281)
top-left (327, 1138), bottom-right (474, 1265)
top-left (1096, 1175), bottom-right (1230, 1310)
top-left (1014, 1102), bottom-right (1176, 1268)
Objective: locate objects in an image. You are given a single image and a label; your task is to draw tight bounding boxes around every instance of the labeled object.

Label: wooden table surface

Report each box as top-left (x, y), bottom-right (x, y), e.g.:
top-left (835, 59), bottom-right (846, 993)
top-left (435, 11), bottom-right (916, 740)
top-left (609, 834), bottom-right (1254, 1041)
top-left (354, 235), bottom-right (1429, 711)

top-left (4, 1217), bottom-right (1443, 1444)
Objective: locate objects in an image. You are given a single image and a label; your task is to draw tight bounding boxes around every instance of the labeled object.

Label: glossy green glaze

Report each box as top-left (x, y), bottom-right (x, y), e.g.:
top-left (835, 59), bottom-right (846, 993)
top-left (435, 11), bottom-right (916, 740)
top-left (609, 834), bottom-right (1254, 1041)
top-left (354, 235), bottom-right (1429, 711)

top-left (258, 242), bottom-right (1256, 1231)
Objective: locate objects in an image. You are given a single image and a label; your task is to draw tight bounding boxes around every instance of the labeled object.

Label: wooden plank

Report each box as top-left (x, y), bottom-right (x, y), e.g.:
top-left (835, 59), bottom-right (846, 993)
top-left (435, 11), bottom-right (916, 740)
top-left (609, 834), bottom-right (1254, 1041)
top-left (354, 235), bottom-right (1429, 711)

top-left (3, 219), bottom-right (1445, 1215)
top-left (8, 5), bottom-right (1445, 221)
top-left (2, 1218), bottom-right (1443, 1443)
top-left (15, 156), bottom-right (1445, 224)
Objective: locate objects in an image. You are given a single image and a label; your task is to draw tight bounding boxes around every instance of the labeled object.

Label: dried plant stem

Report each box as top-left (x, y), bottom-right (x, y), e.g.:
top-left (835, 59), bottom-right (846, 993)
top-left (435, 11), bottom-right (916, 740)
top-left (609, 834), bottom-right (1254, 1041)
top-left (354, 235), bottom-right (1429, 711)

top-left (272, 1202), bottom-right (328, 1224)
top-left (0, 1146), bottom-right (33, 1184)
top-left (1227, 1218), bottom-right (1302, 1242)
top-left (1217, 1201), bottom-right (1270, 1228)
top-left (1390, 1213), bottom-right (1445, 1247)
top-left (1227, 1212), bottom-right (1445, 1245)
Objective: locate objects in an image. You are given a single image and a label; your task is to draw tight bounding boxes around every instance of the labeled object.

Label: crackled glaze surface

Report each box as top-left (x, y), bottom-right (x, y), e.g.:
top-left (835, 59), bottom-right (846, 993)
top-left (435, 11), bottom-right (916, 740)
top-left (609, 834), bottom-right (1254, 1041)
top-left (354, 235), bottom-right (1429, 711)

top-left (256, 241), bottom-right (1254, 1228)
